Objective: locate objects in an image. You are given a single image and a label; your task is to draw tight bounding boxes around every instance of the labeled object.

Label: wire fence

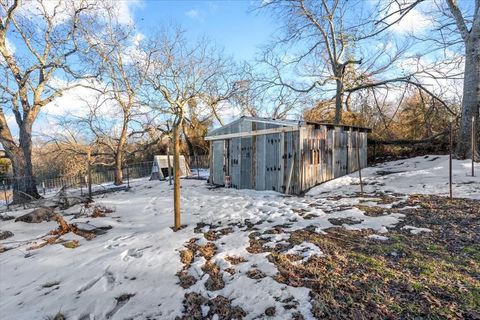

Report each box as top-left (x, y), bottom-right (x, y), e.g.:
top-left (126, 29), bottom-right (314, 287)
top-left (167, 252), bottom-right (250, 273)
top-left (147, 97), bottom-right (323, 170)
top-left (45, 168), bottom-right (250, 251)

top-left (0, 156), bottom-right (210, 211)
top-left (0, 161), bottom-right (154, 210)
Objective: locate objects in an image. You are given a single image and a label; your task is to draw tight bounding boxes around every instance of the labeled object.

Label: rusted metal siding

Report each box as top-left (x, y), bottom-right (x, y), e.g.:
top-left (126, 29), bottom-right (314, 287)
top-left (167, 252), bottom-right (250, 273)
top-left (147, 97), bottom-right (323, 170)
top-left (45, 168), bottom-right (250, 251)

top-left (208, 117), bottom-right (368, 195)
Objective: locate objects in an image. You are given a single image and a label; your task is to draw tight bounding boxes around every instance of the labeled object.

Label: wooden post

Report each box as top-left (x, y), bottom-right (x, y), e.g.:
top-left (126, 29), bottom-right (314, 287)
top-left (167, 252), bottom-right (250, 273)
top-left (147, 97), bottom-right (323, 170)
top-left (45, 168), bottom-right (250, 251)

top-left (42, 181), bottom-right (46, 196)
top-left (472, 116), bottom-right (475, 177)
top-left (167, 145), bottom-right (172, 186)
top-left (173, 123), bottom-right (181, 231)
top-left (449, 121), bottom-right (453, 199)
top-left (87, 153), bottom-right (92, 199)
top-left (356, 133), bottom-right (364, 195)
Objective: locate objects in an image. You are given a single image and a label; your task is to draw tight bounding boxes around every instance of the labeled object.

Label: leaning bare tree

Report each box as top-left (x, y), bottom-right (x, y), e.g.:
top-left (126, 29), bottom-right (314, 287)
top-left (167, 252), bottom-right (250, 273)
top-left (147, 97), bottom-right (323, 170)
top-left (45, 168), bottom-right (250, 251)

top-left (145, 28), bottom-right (232, 230)
top-left (258, 0), bottom-right (453, 125)
top-left (373, 0), bottom-right (478, 159)
top-left (79, 3), bottom-right (149, 185)
top-left (0, 0), bottom-right (92, 202)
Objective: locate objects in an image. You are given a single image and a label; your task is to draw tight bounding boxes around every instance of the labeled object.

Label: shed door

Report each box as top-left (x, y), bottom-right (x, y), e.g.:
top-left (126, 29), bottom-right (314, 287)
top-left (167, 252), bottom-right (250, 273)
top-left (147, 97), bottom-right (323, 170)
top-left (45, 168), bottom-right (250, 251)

top-left (212, 140), bottom-right (226, 185)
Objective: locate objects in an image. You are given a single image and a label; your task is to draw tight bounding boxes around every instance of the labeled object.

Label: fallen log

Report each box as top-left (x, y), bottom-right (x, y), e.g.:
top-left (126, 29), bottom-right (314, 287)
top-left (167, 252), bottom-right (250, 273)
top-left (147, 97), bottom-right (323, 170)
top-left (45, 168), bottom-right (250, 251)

top-left (368, 130), bottom-right (448, 146)
top-left (15, 207), bottom-right (56, 223)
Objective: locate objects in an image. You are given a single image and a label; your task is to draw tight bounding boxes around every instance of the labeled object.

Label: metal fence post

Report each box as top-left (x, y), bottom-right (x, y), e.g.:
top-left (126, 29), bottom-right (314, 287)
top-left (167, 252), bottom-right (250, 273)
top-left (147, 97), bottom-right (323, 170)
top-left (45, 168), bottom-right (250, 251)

top-left (87, 162), bottom-right (92, 199)
top-left (3, 180), bottom-right (9, 211)
top-left (472, 116), bottom-right (475, 177)
top-left (356, 133), bottom-right (364, 195)
top-left (195, 154), bottom-right (200, 179)
top-left (126, 165), bottom-right (130, 188)
top-left (79, 174), bottom-right (83, 196)
top-left (449, 121), bottom-right (453, 199)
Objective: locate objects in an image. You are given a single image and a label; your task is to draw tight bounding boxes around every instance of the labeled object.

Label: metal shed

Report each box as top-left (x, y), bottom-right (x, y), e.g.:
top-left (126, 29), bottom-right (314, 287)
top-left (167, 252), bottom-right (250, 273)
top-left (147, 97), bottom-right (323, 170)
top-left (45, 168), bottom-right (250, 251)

top-left (205, 116), bottom-right (371, 195)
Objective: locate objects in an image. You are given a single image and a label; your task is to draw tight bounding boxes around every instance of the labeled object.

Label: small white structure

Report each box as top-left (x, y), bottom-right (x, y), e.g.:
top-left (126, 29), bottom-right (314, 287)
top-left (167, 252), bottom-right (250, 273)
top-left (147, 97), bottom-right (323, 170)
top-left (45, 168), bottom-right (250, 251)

top-left (150, 155), bottom-right (191, 180)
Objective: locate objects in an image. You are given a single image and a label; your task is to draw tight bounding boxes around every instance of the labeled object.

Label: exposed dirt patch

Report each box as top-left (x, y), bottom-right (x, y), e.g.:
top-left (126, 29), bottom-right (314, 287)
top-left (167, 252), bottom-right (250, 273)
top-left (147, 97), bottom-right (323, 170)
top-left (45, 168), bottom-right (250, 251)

top-left (204, 227), bottom-right (234, 241)
top-left (177, 238), bottom-right (220, 291)
top-left (183, 239), bottom-right (217, 261)
top-left (179, 249), bottom-right (195, 268)
top-left (246, 229), bottom-right (293, 254)
top-left (354, 204), bottom-right (387, 217)
top-left (328, 217), bottom-right (363, 226)
top-left (177, 293), bottom-right (246, 320)
top-left (246, 268), bottom-right (266, 280)
top-left (176, 270), bottom-right (197, 289)
top-left (225, 267), bottom-right (236, 275)
top-left (0, 230), bottom-right (14, 240)
top-left (264, 306), bottom-right (276, 316)
top-left (225, 255), bottom-right (247, 265)
top-left (202, 261), bottom-right (225, 291)
top-left (89, 205), bottom-right (114, 218)
top-left (267, 195), bottom-right (480, 319)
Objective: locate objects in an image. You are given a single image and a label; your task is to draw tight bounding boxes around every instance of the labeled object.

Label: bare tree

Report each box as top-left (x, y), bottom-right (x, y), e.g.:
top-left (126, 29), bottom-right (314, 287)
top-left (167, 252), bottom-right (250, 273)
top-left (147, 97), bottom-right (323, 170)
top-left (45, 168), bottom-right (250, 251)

top-left (79, 3), bottom-right (150, 184)
top-left (373, 0), bottom-right (478, 158)
top-left (145, 28), bottom-right (231, 230)
top-left (0, 0), bottom-right (93, 202)
top-left (258, 0), bottom-right (452, 125)
top-left (442, 0), bottom-right (479, 159)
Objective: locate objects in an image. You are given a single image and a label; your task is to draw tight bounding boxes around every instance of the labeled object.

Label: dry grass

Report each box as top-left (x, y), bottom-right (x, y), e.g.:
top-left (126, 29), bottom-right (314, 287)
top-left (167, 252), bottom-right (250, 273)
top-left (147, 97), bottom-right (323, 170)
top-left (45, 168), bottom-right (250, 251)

top-left (246, 268), bottom-right (266, 280)
top-left (202, 261), bottom-right (225, 291)
top-left (89, 205), bottom-right (114, 218)
top-left (204, 227), bottom-right (234, 241)
top-left (267, 195), bottom-right (480, 319)
top-left (177, 293), bottom-right (246, 320)
top-left (225, 255), bottom-right (247, 265)
top-left (176, 270), bottom-right (197, 289)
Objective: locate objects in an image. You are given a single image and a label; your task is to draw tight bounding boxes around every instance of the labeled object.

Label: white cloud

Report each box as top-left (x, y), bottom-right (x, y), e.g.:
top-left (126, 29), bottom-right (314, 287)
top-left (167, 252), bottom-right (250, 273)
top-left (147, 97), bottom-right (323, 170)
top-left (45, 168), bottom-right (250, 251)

top-left (18, 0), bottom-right (141, 26)
top-left (185, 9), bottom-right (200, 19)
top-left (385, 6), bottom-right (431, 34)
top-left (114, 0), bottom-right (142, 25)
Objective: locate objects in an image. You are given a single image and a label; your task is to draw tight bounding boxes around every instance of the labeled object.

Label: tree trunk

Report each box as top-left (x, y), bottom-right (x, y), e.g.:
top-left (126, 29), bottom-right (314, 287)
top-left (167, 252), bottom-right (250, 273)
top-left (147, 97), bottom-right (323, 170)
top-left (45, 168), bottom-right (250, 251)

top-left (114, 118), bottom-right (129, 185)
top-left (182, 124), bottom-right (195, 158)
top-left (334, 78), bottom-right (344, 124)
top-left (172, 123), bottom-right (181, 230)
top-left (114, 153), bottom-right (123, 185)
top-left (3, 118), bottom-right (40, 203)
top-left (10, 148), bottom-right (39, 203)
top-left (455, 38), bottom-right (480, 160)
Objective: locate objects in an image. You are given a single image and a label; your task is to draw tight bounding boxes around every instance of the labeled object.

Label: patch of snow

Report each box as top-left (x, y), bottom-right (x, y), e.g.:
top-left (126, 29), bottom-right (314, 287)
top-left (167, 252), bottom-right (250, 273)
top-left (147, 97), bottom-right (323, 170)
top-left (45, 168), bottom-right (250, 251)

top-left (286, 242), bottom-right (323, 262)
top-left (308, 155), bottom-right (480, 200)
top-left (402, 225), bottom-right (432, 235)
top-left (368, 234), bottom-right (389, 241)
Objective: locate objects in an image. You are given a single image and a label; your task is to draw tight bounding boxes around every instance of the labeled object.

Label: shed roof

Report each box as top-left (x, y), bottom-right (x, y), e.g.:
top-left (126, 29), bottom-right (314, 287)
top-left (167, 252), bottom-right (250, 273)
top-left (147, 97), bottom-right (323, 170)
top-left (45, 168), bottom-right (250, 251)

top-left (206, 116), bottom-right (371, 137)
top-left (206, 116), bottom-right (301, 137)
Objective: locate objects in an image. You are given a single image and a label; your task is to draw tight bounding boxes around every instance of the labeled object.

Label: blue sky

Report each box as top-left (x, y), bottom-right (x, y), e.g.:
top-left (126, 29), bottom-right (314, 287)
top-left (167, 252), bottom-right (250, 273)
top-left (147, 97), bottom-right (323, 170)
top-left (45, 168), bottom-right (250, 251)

top-left (3, 0), bottom-right (467, 137)
top-left (131, 0), bottom-right (277, 62)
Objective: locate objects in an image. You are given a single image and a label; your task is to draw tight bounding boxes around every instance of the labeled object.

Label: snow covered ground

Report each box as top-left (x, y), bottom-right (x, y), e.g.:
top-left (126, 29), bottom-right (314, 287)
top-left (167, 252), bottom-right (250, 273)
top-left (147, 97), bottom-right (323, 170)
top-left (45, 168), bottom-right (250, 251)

top-left (308, 155), bottom-right (480, 199)
top-left (0, 155), bottom-right (478, 319)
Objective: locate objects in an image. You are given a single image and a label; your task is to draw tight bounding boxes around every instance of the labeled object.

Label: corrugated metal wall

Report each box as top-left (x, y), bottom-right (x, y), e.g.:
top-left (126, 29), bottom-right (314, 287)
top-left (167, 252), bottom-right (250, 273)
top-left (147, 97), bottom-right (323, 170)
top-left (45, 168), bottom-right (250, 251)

top-left (209, 118), bottom-right (368, 195)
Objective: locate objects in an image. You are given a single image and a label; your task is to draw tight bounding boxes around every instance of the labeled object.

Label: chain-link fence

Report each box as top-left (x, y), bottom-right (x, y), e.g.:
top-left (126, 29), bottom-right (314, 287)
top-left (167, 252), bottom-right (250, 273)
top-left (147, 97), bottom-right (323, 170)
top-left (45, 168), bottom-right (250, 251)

top-left (0, 156), bottom-right (211, 211)
top-left (0, 161), bottom-right (154, 210)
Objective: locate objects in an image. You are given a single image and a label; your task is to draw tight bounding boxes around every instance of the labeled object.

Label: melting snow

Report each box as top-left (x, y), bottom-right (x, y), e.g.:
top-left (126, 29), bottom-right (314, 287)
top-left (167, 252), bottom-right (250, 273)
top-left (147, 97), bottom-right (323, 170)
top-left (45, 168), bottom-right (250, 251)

top-left (0, 155), bottom-right (478, 319)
